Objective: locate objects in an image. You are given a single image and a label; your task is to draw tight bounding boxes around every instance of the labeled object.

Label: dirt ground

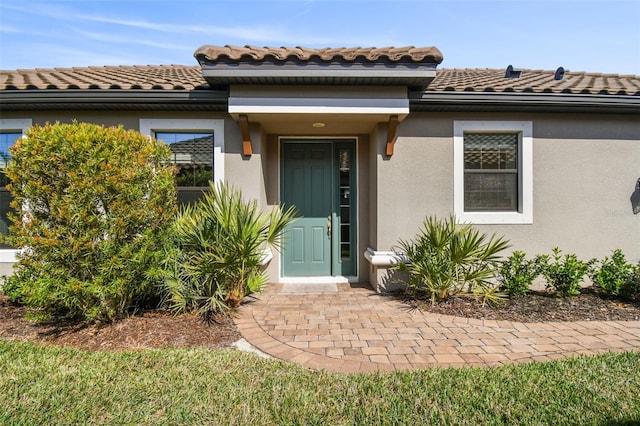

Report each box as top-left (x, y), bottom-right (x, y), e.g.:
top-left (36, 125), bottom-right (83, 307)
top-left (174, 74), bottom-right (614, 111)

top-left (1, 289), bottom-right (639, 352)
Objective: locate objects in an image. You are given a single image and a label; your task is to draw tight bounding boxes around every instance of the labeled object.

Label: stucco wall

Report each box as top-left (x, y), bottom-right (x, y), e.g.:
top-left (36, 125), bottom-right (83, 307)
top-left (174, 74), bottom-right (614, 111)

top-left (356, 135), bottom-right (371, 282)
top-left (3, 109), bottom-right (638, 281)
top-left (372, 112), bottom-right (640, 262)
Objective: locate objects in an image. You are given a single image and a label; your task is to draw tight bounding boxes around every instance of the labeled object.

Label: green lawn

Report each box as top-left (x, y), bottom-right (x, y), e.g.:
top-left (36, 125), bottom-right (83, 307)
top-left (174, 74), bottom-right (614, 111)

top-left (1, 340), bottom-right (639, 425)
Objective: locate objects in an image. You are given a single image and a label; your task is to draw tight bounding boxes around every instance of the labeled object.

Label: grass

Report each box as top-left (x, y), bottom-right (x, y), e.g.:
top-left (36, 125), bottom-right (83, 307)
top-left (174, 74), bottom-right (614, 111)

top-left (1, 340), bottom-right (639, 425)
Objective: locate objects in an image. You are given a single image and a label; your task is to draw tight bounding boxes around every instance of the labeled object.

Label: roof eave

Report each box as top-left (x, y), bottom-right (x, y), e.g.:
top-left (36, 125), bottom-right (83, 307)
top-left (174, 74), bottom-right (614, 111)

top-left (0, 89), bottom-right (228, 111)
top-left (410, 91), bottom-right (640, 113)
top-left (200, 65), bottom-right (437, 90)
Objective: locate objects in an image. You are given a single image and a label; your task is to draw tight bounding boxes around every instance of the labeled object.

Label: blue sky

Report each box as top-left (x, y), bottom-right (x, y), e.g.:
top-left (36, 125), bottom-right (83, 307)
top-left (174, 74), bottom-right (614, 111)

top-left (1, 0), bottom-right (639, 74)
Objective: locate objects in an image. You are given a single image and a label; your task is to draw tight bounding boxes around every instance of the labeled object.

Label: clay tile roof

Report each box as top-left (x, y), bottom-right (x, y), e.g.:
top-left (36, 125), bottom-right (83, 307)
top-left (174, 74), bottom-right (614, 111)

top-left (193, 45), bottom-right (444, 64)
top-left (0, 65), bottom-right (208, 91)
top-left (1, 64), bottom-right (639, 96)
top-left (428, 68), bottom-right (640, 95)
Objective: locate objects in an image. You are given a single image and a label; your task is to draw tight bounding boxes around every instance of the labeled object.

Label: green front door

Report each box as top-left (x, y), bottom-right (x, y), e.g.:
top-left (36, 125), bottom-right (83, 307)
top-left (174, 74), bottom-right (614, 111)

top-left (281, 140), bottom-right (356, 277)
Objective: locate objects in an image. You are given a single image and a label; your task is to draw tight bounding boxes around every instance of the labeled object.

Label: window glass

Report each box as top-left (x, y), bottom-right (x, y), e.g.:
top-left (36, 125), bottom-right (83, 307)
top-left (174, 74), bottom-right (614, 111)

top-left (0, 132), bottom-right (21, 241)
top-left (155, 132), bottom-right (214, 205)
top-left (464, 133), bottom-right (518, 212)
top-left (156, 132), bottom-right (214, 187)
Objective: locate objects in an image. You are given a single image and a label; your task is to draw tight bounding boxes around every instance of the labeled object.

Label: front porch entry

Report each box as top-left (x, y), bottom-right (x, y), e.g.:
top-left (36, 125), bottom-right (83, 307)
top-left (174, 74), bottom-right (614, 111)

top-left (281, 139), bottom-right (356, 277)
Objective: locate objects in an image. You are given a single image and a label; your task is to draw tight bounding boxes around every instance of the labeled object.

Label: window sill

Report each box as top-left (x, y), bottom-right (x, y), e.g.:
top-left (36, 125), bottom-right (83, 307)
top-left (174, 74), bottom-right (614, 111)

top-left (457, 211), bottom-right (533, 225)
top-left (0, 249), bottom-right (17, 263)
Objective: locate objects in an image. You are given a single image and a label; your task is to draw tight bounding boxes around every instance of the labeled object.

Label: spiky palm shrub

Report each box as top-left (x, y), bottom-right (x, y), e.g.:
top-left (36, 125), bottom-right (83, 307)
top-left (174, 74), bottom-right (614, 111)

top-left (394, 215), bottom-right (510, 305)
top-left (3, 122), bottom-right (176, 322)
top-left (163, 182), bottom-right (296, 319)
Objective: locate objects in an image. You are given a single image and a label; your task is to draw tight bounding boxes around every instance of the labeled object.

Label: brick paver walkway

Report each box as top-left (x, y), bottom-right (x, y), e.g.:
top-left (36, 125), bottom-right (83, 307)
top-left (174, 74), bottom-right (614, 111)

top-left (234, 283), bottom-right (640, 373)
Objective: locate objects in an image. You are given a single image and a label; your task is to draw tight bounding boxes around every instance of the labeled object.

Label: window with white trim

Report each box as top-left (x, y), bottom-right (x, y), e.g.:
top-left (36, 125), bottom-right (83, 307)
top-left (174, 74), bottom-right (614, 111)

top-left (0, 118), bottom-right (32, 253)
top-left (139, 119), bottom-right (224, 205)
top-left (454, 121), bottom-right (533, 224)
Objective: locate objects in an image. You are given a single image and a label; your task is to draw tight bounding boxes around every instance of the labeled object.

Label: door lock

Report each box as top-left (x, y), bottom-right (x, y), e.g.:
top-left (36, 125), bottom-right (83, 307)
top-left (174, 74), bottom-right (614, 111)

top-left (327, 215), bottom-right (332, 239)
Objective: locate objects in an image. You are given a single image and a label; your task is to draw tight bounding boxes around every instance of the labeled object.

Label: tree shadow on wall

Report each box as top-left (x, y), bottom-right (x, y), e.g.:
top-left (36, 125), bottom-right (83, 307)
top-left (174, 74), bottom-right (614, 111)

top-left (631, 178), bottom-right (640, 215)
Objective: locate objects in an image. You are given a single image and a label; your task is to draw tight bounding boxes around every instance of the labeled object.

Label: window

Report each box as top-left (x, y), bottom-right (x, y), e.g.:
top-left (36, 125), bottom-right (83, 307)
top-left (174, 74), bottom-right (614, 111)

top-left (454, 121), bottom-right (532, 224)
top-left (156, 132), bottom-right (213, 204)
top-left (0, 118), bottom-right (31, 256)
top-left (139, 119), bottom-right (224, 205)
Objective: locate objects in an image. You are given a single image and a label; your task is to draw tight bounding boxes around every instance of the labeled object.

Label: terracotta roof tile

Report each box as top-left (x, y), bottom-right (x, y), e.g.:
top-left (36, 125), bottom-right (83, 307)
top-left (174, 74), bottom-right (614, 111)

top-left (194, 45), bottom-right (444, 64)
top-left (429, 68), bottom-right (640, 95)
top-left (0, 65), bottom-right (208, 91)
top-left (1, 64), bottom-right (638, 95)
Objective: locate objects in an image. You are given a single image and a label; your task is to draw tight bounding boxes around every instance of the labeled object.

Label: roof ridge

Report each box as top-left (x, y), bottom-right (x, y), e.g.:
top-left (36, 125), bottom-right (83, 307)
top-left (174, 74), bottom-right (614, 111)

top-left (193, 44), bottom-right (444, 64)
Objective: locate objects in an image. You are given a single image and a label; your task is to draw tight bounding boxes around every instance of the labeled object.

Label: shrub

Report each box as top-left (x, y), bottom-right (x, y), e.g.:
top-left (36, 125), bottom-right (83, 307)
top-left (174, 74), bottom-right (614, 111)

top-left (498, 251), bottom-right (540, 297)
top-left (3, 121), bottom-right (176, 322)
top-left (394, 215), bottom-right (510, 305)
top-left (535, 248), bottom-right (593, 297)
top-left (629, 262), bottom-right (640, 301)
top-left (162, 182), bottom-right (296, 319)
top-left (589, 249), bottom-right (640, 301)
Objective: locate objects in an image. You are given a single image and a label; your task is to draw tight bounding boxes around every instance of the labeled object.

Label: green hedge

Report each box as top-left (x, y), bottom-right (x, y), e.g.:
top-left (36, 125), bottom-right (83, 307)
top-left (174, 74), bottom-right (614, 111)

top-left (3, 121), bottom-right (177, 322)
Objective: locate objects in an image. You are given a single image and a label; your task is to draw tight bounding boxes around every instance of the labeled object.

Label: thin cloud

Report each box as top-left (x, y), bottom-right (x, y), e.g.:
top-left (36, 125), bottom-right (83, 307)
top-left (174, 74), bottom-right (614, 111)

top-left (74, 13), bottom-right (290, 41)
top-left (0, 25), bottom-right (21, 33)
top-left (1, 2), bottom-right (403, 50)
top-left (72, 13), bottom-right (386, 47)
top-left (69, 27), bottom-right (193, 51)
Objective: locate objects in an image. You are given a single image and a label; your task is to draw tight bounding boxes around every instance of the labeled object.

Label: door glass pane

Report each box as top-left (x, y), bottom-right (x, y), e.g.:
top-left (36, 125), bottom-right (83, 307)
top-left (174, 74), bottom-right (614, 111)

top-left (340, 207), bottom-right (350, 223)
top-left (338, 149), bottom-right (351, 261)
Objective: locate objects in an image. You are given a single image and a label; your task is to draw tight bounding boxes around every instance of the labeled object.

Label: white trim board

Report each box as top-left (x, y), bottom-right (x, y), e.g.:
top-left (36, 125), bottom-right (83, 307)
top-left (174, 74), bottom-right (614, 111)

top-left (229, 97), bottom-right (409, 116)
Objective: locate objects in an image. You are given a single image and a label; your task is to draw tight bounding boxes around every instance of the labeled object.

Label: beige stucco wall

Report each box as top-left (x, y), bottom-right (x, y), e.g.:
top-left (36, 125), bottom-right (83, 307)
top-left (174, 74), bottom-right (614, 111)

top-left (371, 112), bottom-right (640, 263)
top-left (3, 108), bottom-right (638, 283)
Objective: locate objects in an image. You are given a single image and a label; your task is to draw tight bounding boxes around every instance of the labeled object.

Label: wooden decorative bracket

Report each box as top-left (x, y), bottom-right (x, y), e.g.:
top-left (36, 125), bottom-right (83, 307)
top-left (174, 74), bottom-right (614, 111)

top-left (385, 115), bottom-right (399, 157)
top-left (239, 114), bottom-right (252, 156)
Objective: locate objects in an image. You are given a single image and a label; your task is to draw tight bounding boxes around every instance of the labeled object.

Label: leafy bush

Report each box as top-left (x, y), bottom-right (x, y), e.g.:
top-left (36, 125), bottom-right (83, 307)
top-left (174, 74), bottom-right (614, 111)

top-left (589, 249), bottom-right (640, 301)
top-left (162, 182), bottom-right (296, 319)
top-left (535, 248), bottom-right (593, 297)
top-left (630, 262), bottom-right (640, 301)
top-left (498, 251), bottom-right (540, 297)
top-left (3, 121), bottom-right (176, 322)
top-left (394, 215), bottom-right (510, 305)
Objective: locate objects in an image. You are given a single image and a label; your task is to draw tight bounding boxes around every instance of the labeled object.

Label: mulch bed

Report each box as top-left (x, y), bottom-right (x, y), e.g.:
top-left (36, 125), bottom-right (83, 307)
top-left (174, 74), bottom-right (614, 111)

top-left (0, 295), bottom-right (240, 352)
top-left (405, 288), bottom-right (640, 323)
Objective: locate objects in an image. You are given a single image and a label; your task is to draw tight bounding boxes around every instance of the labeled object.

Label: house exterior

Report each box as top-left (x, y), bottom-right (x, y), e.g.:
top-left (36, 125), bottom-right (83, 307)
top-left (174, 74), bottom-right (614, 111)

top-left (1, 45), bottom-right (639, 290)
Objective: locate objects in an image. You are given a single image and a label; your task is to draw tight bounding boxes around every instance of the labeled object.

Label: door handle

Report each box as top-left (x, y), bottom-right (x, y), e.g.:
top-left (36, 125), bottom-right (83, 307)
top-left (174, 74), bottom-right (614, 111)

top-left (327, 215), bottom-right (332, 239)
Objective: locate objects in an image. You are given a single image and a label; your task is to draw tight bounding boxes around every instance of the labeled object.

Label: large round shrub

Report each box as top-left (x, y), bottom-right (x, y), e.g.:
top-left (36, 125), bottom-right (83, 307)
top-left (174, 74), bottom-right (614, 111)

top-left (3, 121), bottom-right (177, 322)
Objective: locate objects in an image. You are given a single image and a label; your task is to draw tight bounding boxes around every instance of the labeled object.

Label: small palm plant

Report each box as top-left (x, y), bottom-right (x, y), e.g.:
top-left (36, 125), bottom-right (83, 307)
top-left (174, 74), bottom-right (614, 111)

top-left (394, 215), bottom-right (510, 305)
top-left (162, 182), bottom-right (296, 319)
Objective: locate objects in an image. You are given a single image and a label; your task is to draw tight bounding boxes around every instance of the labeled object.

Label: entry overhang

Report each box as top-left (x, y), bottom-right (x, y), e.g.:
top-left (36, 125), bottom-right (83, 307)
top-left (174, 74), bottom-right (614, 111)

top-left (228, 85), bottom-right (410, 138)
top-left (228, 96), bottom-right (409, 117)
